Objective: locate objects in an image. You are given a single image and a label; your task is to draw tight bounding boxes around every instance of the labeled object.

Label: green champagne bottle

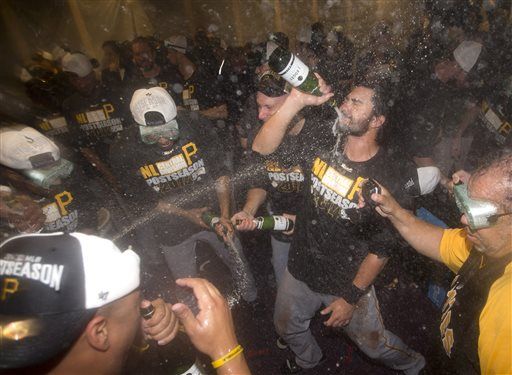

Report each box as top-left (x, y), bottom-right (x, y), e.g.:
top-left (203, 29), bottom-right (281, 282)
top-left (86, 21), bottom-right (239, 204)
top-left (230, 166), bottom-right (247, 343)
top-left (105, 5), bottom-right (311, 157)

top-left (201, 211), bottom-right (220, 229)
top-left (253, 215), bottom-right (294, 231)
top-left (268, 45), bottom-right (322, 96)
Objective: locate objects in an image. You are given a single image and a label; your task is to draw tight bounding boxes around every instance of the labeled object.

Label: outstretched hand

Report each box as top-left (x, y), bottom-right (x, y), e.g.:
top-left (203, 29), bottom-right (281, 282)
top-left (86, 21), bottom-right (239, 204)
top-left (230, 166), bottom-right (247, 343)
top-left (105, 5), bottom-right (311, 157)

top-left (172, 278), bottom-right (239, 360)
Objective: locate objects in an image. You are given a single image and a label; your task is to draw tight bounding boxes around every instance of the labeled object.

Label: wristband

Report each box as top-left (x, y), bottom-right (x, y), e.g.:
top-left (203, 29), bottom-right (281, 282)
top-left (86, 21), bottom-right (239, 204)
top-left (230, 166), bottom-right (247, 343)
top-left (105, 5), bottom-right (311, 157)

top-left (344, 284), bottom-right (368, 306)
top-left (211, 344), bottom-right (244, 369)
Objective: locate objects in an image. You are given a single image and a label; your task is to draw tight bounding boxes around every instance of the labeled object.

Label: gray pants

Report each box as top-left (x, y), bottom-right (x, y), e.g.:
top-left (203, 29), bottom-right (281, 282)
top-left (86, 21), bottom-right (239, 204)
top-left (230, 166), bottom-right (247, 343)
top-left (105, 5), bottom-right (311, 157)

top-left (270, 235), bottom-right (291, 286)
top-left (274, 269), bottom-right (424, 373)
top-left (162, 231), bottom-right (257, 302)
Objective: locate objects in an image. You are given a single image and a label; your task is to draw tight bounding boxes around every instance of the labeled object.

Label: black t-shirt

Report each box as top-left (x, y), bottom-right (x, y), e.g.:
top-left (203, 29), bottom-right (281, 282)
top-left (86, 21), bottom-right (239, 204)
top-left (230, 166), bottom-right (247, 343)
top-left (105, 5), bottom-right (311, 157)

top-left (62, 84), bottom-right (131, 158)
top-left (39, 167), bottom-right (99, 232)
top-left (287, 120), bottom-right (416, 297)
top-left (109, 111), bottom-right (228, 246)
top-left (125, 64), bottom-right (184, 106)
top-left (182, 68), bottom-right (224, 112)
top-left (244, 132), bottom-right (306, 242)
top-left (476, 96), bottom-right (511, 147)
top-left (0, 166), bottom-right (98, 237)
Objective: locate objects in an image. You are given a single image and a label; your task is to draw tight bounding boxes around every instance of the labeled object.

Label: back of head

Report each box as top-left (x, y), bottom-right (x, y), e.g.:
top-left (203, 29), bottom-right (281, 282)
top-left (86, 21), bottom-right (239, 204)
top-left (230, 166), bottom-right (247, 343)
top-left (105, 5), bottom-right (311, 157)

top-left (0, 232), bottom-right (140, 371)
top-left (257, 71), bottom-right (288, 98)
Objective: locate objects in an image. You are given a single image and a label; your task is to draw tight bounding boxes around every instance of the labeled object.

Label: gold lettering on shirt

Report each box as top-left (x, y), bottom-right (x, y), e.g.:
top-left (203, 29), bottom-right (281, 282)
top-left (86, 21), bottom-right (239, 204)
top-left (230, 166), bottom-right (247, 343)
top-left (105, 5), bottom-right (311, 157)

top-left (182, 142), bottom-right (198, 166)
top-left (103, 103), bottom-right (114, 119)
top-left (312, 158), bottom-right (328, 179)
top-left (321, 167), bottom-right (354, 197)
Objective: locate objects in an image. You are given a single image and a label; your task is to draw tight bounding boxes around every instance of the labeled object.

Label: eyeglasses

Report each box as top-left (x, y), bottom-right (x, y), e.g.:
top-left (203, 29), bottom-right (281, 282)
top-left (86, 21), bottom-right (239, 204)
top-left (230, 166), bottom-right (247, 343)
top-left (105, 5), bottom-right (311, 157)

top-left (453, 183), bottom-right (511, 231)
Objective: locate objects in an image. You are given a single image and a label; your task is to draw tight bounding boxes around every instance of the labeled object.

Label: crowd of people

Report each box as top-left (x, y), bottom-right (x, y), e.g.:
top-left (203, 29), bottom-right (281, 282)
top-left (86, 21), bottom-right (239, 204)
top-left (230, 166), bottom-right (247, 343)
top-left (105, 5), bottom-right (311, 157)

top-left (1, 1), bottom-right (511, 374)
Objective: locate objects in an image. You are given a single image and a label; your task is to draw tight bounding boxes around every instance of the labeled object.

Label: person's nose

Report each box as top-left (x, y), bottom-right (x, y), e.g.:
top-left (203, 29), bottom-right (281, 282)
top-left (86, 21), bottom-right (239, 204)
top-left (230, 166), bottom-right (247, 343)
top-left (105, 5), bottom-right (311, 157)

top-left (258, 109), bottom-right (268, 121)
top-left (460, 213), bottom-right (469, 226)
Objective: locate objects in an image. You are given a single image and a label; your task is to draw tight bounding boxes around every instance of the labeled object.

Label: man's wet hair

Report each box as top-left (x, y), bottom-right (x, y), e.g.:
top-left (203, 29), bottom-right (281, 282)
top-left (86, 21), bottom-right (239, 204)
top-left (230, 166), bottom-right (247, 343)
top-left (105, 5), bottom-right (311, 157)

top-left (257, 71), bottom-right (287, 98)
top-left (354, 78), bottom-right (391, 118)
top-left (471, 149), bottom-right (512, 211)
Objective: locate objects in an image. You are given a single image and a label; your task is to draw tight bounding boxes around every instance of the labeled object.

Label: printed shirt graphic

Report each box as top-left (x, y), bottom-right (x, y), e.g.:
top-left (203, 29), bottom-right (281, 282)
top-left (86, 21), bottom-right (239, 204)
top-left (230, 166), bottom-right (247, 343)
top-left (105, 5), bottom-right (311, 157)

top-left (39, 169), bottom-right (97, 233)
top-left (139, 141), bottom-right (207, 194)
top-left (288, 142), bottom-right (416, 297)
top-left (63, 85), bottom-right (129, 146)
top-left (478, 99), bottom-right (511, 145)
top-left (35, 114), bottom-right (69, 137)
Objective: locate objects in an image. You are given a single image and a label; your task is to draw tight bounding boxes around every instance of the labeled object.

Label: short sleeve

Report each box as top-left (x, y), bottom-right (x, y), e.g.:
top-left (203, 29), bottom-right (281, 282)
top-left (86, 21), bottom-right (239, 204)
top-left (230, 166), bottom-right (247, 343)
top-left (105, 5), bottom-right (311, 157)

top-left (439, 228), bottom-right (472, 273)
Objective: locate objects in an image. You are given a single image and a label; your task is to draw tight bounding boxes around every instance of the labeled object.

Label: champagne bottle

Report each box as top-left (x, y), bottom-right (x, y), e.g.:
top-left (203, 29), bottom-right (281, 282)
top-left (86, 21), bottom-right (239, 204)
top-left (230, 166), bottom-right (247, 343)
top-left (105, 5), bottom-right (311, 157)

top-left (201, 211), bottom-right (221, 230)
top-left (234, 215), bottom-right (294, 231)
top-left (138, 304), bottom-right (205, 375)
top-left (253, 215), bottom-right (294, 231)
top-left (268, 45), bottom-right (322, 96)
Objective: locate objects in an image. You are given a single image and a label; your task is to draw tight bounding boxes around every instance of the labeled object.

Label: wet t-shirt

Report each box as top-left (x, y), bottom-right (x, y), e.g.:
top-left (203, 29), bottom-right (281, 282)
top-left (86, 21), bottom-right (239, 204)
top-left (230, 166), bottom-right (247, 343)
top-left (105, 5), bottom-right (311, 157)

top-left (62, 84), bottom-right (130, 158)
top-left (181, 68), bottom-right (224, 112)
top-left (288, 120), bottom-right (416, 297)
top-left (39, 168), bottom-right (98, 233)
top-left (110, 111), bottom-right (228, 246)
top-left (247, 132), bottom-right (306, 242)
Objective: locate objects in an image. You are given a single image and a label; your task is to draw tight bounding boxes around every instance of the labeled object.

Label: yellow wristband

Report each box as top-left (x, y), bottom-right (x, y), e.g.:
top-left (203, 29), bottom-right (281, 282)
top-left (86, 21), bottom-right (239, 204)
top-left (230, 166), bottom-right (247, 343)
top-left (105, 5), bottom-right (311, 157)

top-left (211, 344), bottom-right (244, 369)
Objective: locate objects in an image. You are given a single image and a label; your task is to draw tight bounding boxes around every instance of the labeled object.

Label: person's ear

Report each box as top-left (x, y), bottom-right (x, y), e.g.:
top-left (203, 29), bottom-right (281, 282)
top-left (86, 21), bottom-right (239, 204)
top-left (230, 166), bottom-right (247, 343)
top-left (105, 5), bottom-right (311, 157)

top-left (85, 315), bottom-right (110, 352)
top-left (371, 114), bottom-right (385, 129)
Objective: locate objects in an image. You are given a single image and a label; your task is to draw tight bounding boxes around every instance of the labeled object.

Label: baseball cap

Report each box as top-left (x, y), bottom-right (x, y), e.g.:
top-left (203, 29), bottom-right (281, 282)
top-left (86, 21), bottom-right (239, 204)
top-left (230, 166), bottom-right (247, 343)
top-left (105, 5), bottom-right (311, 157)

top-left (130, 87), bottom-right (179, 142)
top-left (0, 125), bottom-right (60, 170)
top-left (0, 232), bottom-right (140, 369)
top-left (165, 35), bottom-right (187, 54)
top-left (453, 41), bottom-right (483, 73)
top-left (61, 53), bottom-right (93, 78)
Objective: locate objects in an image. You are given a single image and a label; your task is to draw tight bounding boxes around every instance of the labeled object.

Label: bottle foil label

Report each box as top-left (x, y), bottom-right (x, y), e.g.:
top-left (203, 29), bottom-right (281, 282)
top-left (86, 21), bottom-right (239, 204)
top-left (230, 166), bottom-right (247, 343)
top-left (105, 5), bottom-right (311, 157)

top-left (278, 54), bottom-right (309, 87)
top-left (273, 215), bottom-right (289, 231)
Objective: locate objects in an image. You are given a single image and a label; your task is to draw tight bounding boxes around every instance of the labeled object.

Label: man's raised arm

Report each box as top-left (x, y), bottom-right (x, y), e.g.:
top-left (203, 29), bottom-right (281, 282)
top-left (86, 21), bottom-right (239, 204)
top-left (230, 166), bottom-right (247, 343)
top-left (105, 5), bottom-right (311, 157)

top-left (252, 73), bottom-right (333, 155)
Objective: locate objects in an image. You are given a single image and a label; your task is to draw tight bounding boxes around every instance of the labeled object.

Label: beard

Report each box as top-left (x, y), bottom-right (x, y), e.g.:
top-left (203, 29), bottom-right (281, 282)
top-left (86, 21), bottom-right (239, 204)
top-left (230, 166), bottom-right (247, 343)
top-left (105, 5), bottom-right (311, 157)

top-left (346, 115), bottom-right (372, 136)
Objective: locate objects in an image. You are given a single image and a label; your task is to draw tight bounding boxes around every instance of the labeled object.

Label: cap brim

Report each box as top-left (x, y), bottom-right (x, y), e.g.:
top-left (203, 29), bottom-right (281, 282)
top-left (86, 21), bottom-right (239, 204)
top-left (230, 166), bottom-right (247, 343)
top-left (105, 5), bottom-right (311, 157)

top-left (0, 309), bottom-right (95, 370)
top-left (139, 119), bottom-right (178, 137)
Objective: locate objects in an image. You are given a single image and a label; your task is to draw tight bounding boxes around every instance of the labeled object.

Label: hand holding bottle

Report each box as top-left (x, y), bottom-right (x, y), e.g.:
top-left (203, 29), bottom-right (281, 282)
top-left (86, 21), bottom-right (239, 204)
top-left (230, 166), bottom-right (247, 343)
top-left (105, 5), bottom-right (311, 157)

top-left (141, 298), bottom-right (180, 346)
top-left (287, 73), bottom-right (334, 110)
top-left (216, 216), bottom-right (235, 242)
top-left (231, 210), bottom-right (257, 231)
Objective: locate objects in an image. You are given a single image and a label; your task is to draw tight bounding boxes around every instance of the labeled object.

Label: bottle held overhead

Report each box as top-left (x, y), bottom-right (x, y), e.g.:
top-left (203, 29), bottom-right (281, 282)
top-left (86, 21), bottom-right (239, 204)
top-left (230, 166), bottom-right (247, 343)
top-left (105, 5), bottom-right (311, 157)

top-left (268, 44), bottom-right (322, 96)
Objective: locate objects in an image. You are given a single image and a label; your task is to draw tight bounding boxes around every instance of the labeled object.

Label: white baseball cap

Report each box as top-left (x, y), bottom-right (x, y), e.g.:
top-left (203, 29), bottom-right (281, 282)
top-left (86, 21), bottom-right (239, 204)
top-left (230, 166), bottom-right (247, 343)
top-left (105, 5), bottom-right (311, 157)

top-left (0, 125), bottom-right (60, 170)
top-left (130, 87), bottom-right (179, 142)
top-left (61, 53), bottom-right (93, 78)
top-left (453, 41), bottom-right (483, 73)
